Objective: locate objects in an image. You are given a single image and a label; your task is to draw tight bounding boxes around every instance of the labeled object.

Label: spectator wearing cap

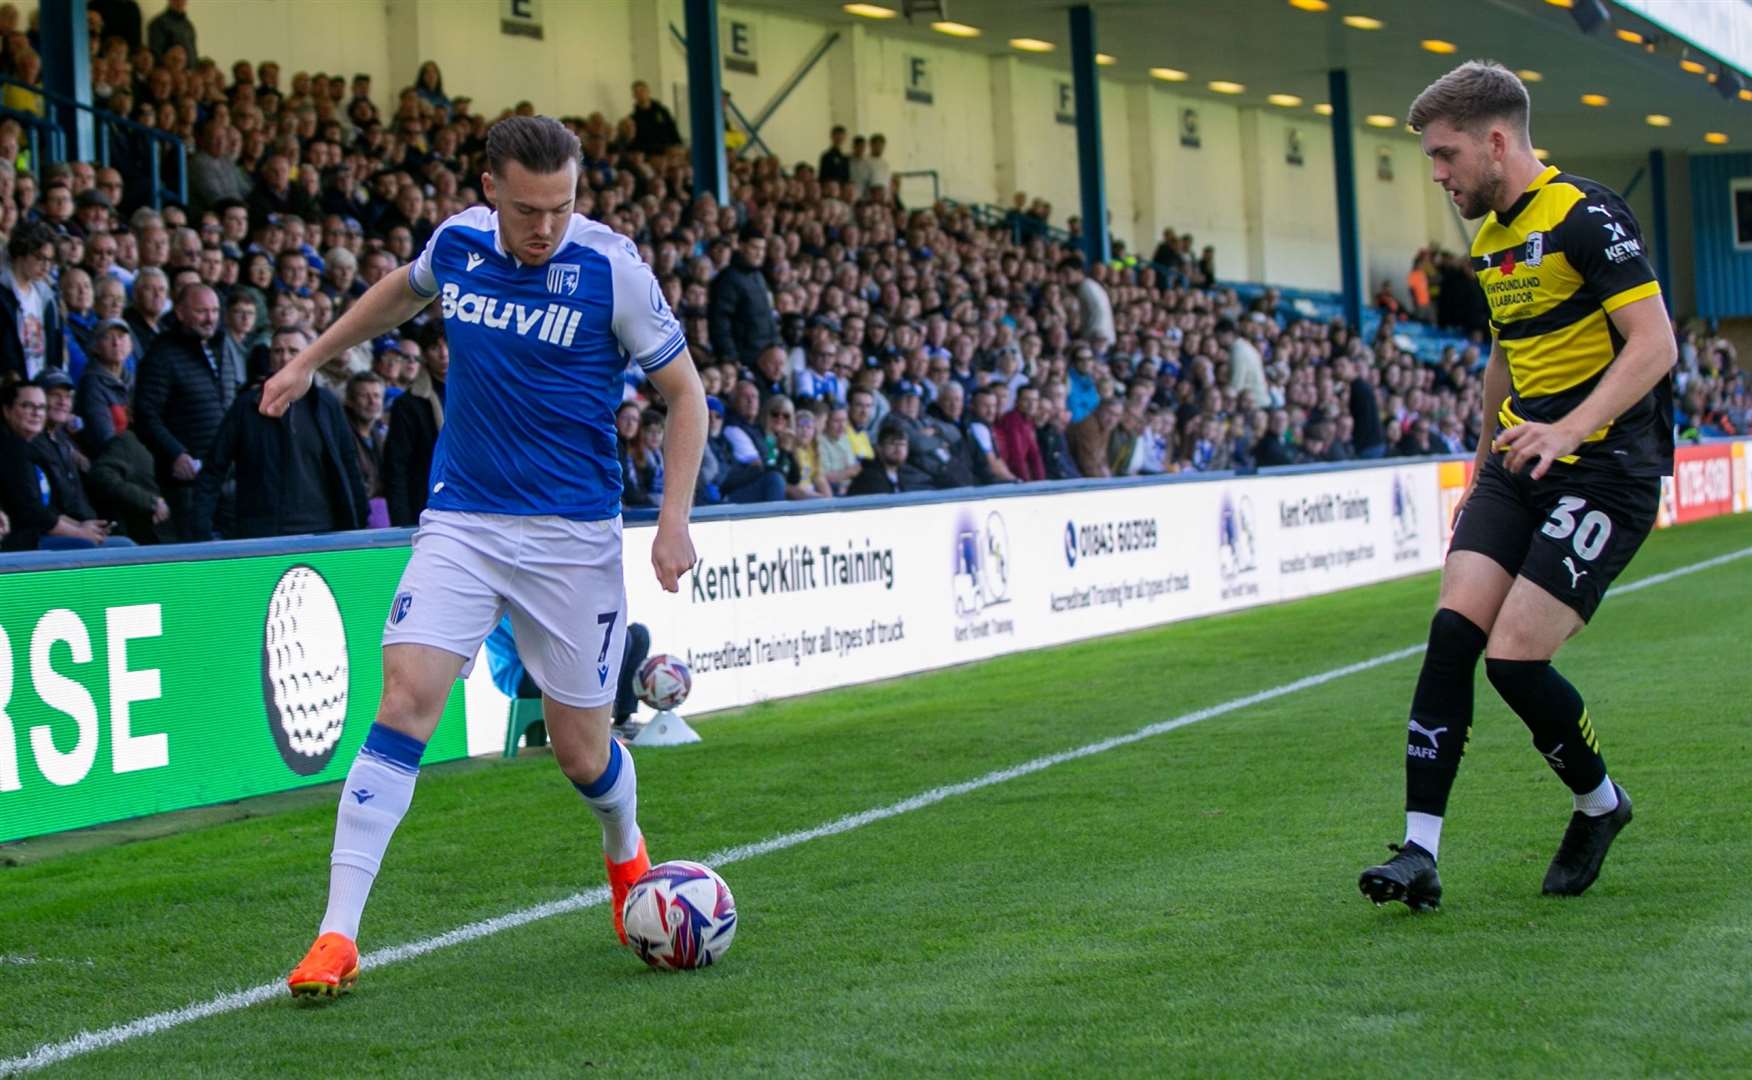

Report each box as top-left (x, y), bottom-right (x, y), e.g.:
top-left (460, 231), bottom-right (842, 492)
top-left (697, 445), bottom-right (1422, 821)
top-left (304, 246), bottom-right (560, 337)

top-left (75, 317), bottom-right (135, 454)
top-left (383, 322), bottom-right (447, 526)
top-left (703, 393), bottom-right (783, 505)
top-left (0, 380), bottom-right (119, 551)
top-left (31, 368), bottom-right (98, 518)
top-left (709, 228), bottom-right (776, 368)
top-left (885, 381), bottom-right (956, 488)
top-left (125, 266), bottom-right (171, 358)
top-left (134, 283), bottom-right (227, 540)
top-left (195, 326), bottom-right (367, 539)
top-left (74, 188), bottom-right (115, 237)
top-left (368, 337), bottom-right (408, 404)
top-left (629, 80), bottom-right (681, 156)
top-left (847, 422), bottom-right (929, 495)
top-left (0, 222), bottom-right (67, 382)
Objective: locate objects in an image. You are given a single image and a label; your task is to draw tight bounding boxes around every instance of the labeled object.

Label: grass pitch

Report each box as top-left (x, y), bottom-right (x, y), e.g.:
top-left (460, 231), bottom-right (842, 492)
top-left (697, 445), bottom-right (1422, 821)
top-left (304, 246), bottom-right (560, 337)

top-left (4, 514), bottom-right (1751, 1077)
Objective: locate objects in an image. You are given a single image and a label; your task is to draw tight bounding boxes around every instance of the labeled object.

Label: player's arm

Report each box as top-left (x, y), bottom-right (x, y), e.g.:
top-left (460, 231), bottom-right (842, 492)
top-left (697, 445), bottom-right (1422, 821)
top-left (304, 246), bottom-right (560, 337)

top-left (261, 268), bottom-right (432, 417)
top-left (645, 355), bottom-right (706, 593)
top-left (1473, 342), bottom-right (1509, 475)
top-left (1498, 192), bottom-right (1676, 480)
top-left (1498, 296), bottom-right (1675, 479)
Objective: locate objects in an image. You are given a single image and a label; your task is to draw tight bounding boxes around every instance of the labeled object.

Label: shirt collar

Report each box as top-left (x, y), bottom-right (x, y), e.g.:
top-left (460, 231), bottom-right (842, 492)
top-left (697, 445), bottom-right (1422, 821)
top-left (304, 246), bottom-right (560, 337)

top-left (1496, 164), bottom-right (1560, 227)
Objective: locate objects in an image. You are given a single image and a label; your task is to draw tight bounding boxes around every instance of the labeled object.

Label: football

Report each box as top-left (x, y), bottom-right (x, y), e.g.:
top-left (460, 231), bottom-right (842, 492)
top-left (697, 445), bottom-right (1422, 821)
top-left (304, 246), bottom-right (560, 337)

top-left (635, 653), bottom-right (692, 711)
top-left (622, 860), bottom-right (737, 970)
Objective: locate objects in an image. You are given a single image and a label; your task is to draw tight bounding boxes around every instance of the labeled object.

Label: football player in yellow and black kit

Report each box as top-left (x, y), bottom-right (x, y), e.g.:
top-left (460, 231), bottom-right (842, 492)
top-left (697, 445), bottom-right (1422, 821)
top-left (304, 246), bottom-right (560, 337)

top-left (1359, 61), bottom-right (1676, 911)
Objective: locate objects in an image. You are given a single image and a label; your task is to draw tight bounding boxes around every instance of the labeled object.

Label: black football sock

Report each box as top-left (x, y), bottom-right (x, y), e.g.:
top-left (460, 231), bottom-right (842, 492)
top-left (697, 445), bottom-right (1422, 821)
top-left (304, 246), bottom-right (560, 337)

top-left (1403, 609), bottom-right (1487, 822)
top-left (1485, 658), bottom-right (1608, 797)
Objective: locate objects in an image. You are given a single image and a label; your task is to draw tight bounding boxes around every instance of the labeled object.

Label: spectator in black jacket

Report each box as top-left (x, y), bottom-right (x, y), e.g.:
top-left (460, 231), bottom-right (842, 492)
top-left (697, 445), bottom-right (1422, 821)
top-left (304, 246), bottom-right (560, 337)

top-left (1251, 409), bottom-right (1296, 468)
top-left (134, 283), bottom-right (225, 540)
top-left (0, 381), bottom-right (115, 551)
top-left (32, 369), bottom-right (97, 523)
top-left (848, 423), bottom-right (931, 495)
top-left (0, 223), bottom-right (66, 383)
top-left (629, 81), bottom-right (682, 156)
top-left (383, 322), bottom-right (447, 526)
top-left (708, 229), bottom-right (775, 368)
top-left (195, 327), bottom-right (367, 539)
top-left (75, 319), bottom-right (134, 454)
top-left (88, 427), bottom-right (171, 545)
top-left (818, 125), bottom-right (850, 184)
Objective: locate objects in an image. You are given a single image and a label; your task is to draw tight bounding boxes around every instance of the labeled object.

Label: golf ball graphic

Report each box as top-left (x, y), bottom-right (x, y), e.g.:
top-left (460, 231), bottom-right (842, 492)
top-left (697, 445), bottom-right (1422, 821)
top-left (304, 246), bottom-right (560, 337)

top-left (262, 565), bottom-right (350, 775)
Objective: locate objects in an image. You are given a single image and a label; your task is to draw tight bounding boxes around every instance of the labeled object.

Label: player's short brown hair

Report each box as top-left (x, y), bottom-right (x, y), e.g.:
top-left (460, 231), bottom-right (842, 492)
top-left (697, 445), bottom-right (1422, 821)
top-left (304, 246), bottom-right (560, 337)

top-left (485, 115), bottom-right (580, 177)
top-left (1407, 60), bottom-right (1530, 135)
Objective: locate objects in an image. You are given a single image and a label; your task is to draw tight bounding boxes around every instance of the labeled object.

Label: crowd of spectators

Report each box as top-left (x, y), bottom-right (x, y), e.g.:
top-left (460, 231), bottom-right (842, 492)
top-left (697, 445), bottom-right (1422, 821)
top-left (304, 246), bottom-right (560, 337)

top-left (0, 0), bottom-right (1742, 553)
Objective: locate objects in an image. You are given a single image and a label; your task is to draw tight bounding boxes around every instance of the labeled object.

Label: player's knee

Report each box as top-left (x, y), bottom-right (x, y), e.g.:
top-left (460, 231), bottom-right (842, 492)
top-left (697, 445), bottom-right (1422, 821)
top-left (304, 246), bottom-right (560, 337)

top-left (1484, 656), bottom-right (1549, 700)
top-left (376, 678), bottom-right (445, 737)
top-left (1427, 608), bottom-right (1487, 668)
top-left (554, 737), bottom-right (611, 785)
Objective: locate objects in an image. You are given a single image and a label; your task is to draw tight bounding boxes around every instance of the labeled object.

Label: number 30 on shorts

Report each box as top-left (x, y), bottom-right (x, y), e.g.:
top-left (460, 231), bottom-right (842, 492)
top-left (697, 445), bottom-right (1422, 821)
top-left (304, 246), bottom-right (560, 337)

top-left (1540, 495), bottom-right (1613, 562)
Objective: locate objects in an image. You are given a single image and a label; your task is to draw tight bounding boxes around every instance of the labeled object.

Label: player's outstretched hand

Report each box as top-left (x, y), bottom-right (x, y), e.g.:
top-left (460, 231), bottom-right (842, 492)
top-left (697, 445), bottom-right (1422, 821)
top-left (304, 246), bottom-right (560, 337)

top-left (652, 520), bottom-right (696, 594)
top-left (1495, 421), bottom-right (1580, 481)
top-left (259, 359), bottom-right (315, 418)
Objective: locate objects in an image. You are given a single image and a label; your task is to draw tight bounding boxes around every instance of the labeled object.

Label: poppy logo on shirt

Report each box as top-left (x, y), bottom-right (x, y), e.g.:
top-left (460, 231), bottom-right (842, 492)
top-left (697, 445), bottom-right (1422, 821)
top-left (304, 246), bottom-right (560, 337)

top-left (546, 262), bottom-right (581, 296)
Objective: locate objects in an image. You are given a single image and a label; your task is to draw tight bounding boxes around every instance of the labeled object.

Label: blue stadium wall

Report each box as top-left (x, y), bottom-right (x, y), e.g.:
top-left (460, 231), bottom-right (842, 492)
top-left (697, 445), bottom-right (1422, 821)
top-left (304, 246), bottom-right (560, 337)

top-left (1690, 151), bottom-right (1752, 319)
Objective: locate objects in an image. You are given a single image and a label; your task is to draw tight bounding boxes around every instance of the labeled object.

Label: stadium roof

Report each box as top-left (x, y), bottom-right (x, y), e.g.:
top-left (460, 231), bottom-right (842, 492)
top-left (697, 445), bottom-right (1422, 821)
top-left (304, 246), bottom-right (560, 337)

top-left (759, 0), bottom-right (1752, 157)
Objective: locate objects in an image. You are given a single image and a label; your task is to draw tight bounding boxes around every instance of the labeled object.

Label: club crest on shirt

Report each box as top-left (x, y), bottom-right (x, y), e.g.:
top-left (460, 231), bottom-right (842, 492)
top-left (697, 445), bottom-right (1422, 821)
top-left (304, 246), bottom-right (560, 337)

top-left (1524, 231), bottom-right (1544, 268)
top-left (546, 262), bottom-right (581, 296)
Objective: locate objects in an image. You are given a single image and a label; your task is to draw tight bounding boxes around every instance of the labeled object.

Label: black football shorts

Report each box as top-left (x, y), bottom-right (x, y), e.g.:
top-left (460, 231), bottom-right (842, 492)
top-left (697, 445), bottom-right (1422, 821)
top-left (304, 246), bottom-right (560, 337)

top-left (1449, 453), bottom-right (1661, 622)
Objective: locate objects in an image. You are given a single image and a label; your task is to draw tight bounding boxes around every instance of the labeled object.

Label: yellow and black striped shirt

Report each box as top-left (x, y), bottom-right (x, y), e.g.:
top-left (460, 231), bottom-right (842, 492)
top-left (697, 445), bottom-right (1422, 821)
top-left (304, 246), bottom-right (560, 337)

top-left (1470, 165), bottom-right (1672, 476)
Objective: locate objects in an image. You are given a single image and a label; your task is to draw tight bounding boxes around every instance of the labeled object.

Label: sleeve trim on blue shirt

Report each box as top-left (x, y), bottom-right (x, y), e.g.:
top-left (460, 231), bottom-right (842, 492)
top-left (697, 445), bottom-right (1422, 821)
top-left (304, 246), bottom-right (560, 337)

top-left (407, 262), bottom-right (437, 299)
top-left (636, 328), bottom-right (687, 373)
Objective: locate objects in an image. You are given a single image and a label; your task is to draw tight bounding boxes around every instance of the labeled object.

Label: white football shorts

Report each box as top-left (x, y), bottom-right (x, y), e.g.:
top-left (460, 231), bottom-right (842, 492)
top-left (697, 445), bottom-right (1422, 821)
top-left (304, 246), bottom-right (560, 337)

top-left (382, 509), bottom-right (628, 708)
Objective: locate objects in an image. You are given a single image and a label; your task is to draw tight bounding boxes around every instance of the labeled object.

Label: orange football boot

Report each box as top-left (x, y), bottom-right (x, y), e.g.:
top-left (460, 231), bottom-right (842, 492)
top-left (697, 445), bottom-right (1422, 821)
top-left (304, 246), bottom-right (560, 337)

top-left (605, 835), bottom-right (651, 946)
top-left (287, 931), bottom-right (360, 999)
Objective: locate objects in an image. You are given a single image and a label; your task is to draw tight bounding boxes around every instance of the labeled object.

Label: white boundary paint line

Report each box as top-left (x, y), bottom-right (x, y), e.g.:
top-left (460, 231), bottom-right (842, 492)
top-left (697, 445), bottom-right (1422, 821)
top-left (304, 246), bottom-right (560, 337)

top-left (5, 543), bottom-right (1748, 1077)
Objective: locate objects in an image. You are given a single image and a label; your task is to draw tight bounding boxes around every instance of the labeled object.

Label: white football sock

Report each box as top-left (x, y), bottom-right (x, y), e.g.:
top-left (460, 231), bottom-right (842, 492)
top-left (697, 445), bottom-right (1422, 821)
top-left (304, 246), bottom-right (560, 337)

top-left (1574, 775), bottom-right (1619, 817)
top-left (1404, 811), bottom-right (1443, 861)
top-left (575, 740), bottom-right (642, 863)
top-left (319, 736), bottom-right (421, 940)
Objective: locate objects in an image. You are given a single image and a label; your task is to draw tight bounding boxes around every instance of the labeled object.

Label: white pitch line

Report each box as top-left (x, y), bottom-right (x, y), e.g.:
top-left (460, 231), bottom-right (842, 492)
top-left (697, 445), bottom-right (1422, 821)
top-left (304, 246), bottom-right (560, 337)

top-left (5, 543), bottom-right (1748, 1077)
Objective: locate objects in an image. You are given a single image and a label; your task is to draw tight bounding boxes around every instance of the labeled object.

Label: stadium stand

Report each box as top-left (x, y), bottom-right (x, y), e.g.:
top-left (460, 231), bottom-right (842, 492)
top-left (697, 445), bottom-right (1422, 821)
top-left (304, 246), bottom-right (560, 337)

top-left (0, 2), bottom-right (1744, 550)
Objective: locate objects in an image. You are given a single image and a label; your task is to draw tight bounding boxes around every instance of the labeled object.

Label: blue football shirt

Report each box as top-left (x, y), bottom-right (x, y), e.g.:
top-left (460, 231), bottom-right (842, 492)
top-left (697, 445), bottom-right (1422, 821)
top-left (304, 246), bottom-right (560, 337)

top-left (407, 206), bottom-right (686, 519)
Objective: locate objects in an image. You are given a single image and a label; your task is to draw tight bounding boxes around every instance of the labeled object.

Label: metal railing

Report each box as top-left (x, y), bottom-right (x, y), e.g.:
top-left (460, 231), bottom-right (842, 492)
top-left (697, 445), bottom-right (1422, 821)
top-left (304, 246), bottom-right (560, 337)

top-left (0, 77), bottom-right (187, 208)
top-left (893, 169), bottom-right (940, 204)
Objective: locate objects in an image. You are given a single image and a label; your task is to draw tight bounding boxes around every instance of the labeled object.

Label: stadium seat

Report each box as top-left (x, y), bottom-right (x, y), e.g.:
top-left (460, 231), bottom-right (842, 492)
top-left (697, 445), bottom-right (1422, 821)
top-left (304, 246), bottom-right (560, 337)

top-left (502, 697), bottom-right (548, 758)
